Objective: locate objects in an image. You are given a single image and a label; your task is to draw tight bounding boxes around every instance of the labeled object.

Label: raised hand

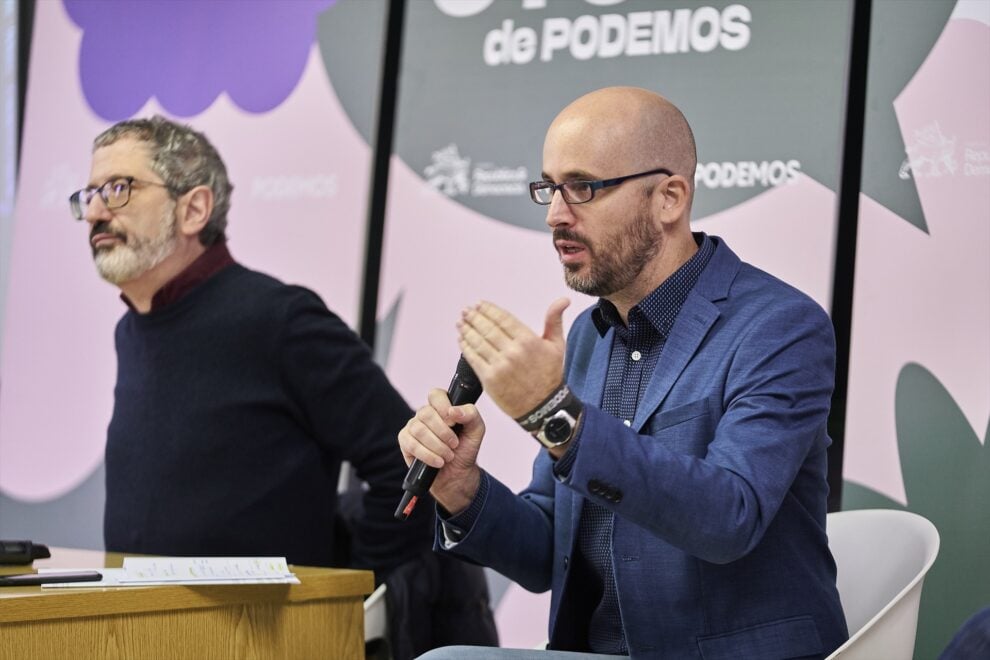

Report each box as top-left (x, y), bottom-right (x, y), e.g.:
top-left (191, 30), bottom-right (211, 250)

top-left (458, 298), bottom-right (571, 419)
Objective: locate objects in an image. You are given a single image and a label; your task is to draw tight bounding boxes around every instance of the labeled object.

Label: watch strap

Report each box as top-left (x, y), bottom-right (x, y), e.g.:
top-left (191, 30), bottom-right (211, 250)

top-left (515, 383), bottom-right (572, 433)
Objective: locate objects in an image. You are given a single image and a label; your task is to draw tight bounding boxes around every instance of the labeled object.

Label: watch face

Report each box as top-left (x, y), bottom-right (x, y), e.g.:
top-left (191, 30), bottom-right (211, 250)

top-left (543, 416), bottom-right (572, 444)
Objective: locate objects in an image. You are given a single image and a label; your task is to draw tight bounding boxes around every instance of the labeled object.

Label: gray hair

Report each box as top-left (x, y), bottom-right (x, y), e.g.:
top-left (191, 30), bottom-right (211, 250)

top-left (94, 115), bottom-right (233, 246)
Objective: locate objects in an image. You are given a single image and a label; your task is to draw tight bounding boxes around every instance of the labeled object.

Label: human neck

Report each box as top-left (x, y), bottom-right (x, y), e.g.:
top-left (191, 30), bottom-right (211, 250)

top-left (119, 241), bottom-right (207, 313)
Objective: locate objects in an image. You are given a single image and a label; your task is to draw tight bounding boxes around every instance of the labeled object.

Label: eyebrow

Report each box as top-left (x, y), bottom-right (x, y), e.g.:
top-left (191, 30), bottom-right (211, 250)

top-left (540, 169), bottom-right (598, 183)
top-left (85, 173), bottom-right (133, 188)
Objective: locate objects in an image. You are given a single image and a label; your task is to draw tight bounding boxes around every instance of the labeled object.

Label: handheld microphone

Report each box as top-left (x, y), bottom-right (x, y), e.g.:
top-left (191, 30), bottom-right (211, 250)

top-left (395, 355), bottom-right (482, 521)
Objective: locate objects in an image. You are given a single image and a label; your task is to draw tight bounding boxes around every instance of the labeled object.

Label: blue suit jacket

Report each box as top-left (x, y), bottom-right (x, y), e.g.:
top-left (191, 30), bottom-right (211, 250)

top-left (438, 236), bottom-right (848, 658)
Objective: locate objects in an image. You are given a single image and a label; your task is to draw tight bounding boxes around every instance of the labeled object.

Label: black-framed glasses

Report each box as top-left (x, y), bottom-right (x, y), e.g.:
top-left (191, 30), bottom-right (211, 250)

top-left (529, 167), bottom-right (674, 205)
top-left (69, 176), bottom-right (172, 220)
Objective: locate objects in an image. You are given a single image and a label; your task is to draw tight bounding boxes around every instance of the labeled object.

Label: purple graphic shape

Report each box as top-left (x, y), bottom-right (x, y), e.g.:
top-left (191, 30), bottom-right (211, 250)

top-left (64, 0), bottom-right (334, 120)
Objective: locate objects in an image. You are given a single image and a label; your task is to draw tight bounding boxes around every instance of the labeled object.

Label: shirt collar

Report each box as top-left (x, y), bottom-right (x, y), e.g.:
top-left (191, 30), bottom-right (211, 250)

top-left (121, 241), bottom-right (235, 313)
top-left (591, 232), bottom-right (713, 338)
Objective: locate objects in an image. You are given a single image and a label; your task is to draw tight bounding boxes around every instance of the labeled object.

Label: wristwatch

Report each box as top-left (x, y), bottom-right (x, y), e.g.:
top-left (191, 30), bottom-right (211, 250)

top-left (534, 399), bottom-right (583, 449)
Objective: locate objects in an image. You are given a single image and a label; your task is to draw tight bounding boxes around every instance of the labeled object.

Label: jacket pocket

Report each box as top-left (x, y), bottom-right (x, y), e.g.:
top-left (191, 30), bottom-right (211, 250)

top-left (645, 396), bottom-right (718, 457)
top-left (696, 615), bottom-right (824, 659)
top-left (648, 396), bottom-right (713, 430)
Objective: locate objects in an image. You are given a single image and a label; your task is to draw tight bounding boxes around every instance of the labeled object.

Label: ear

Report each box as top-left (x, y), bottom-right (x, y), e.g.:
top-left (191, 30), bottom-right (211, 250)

top-left (654, 175), bottom-right (692, 226)
top-left (175, 186), bottom-right (214, 239)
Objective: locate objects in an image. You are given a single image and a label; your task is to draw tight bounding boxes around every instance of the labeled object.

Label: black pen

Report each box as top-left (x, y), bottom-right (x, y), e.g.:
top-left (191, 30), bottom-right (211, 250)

top-left (0, 570), bottom-right (103, 586)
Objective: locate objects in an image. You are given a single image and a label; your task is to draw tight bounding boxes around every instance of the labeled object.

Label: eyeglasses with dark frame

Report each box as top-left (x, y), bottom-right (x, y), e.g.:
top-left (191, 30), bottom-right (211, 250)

top-left (528, 167), bottom-right (674, 205)
top-left (69, 176), bottom-right (172, 220)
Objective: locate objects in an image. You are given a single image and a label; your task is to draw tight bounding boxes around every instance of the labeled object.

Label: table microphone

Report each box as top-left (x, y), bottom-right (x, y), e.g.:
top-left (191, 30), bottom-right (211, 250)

top-left (394, 355), bottom-right (482, 521)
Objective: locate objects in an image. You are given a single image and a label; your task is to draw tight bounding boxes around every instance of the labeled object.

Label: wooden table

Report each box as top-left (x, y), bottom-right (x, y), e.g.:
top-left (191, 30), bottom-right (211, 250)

top-left (0, 547), bottom-right (374, 659)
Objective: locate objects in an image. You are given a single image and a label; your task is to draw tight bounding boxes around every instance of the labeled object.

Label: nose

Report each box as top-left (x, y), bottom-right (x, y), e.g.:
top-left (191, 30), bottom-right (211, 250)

top-left (545, 189), bottom-right (576, 230)
top-left (83, 193), bottom-right (112, 225)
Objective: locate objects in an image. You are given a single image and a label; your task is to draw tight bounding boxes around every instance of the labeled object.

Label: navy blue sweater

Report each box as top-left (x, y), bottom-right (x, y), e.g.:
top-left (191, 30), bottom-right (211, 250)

top-left (104, 264), bottom-right (432, 570)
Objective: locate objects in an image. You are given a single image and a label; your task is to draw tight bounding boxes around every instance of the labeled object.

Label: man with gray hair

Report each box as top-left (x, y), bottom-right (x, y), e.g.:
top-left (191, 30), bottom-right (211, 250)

top-left (71, 115), bottom-right (433, 574)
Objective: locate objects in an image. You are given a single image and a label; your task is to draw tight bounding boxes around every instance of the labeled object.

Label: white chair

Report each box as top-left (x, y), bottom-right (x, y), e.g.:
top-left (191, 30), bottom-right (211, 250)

top-left (365, 582), bottom-right (388, 645)
top-left (825, 509), bottom-right (940, 660)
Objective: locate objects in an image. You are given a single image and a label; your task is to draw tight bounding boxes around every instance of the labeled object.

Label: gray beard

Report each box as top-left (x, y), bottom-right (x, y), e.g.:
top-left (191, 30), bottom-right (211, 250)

top-left (94, 209), bottom-right (178, 284)
top-left (559, 211), bottom-right (661, 298)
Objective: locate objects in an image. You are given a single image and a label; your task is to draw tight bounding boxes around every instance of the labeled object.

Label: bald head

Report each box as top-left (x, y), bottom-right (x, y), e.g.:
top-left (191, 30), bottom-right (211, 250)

top-left (541, 88), bottom-right (701, 311)
top-left (545, 87), bottom-right (697, 189)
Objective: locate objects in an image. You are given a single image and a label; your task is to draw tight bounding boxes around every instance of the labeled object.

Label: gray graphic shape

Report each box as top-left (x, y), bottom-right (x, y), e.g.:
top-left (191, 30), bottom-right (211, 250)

top-left (0, 463), bottom-right (105, 550)
top-left (321, 0), bottom-right (854, 232)
top-left (316, 0), bottom-right (388, 147)
top-left (860, 0), bottom-right (955, 234)
top-left (373, 291), bottom-right (401, 369)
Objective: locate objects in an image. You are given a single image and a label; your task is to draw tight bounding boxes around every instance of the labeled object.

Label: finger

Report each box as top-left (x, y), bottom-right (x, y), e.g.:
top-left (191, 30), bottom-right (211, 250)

top-left (408, 389), bottom-right (462, 454)
top-left (458, 337), bottom-right (482, 370)
top-left (424, 388), bottom-right (466, 438)
top-left (445, 401), bottom-right (479, 429)
top-left (458, 322), bottom-right (495, 365)
top-left (458, 337), bottom-right (492, 383)
top-left (400, 414), bottom-right (456, 468)
top-left (462, 305), bottom-right (512, 351)
top-left (397, 424), bottom-right (446, 469)
top-left (543, 297), bottom-right (571, 344)
top-left (475, 300), bottom-right (530, 340)
top-left (397, 426), bottom-right (427, 467)
top-left (426, 387), bottom-right (483, 444)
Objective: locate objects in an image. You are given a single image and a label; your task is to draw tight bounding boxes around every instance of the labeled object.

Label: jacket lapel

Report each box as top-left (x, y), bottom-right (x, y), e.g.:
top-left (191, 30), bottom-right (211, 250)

top-left (632, 236), bottom-right (738, 430)
top-left (633, 294), bottom-right (720, 429)
top-left (583, 327), bottom-right (613, 408)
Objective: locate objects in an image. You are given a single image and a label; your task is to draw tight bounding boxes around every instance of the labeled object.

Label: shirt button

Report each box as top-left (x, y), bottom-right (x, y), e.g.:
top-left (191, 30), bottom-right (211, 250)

top-left (631, 350), bottom-right (642, 361)
top-left (623, 419), bottom-right (632, 427)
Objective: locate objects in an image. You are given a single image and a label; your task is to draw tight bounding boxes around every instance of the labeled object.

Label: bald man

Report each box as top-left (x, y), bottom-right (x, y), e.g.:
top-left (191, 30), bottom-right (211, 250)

top-left (401, 87), bottom-right (848, 659)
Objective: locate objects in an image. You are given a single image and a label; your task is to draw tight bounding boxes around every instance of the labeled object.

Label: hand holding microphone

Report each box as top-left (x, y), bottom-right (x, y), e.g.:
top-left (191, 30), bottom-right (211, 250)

top-left (395, 356), bottom-right (483, 520)
top-left (395, 299), bottom-right (570, 521)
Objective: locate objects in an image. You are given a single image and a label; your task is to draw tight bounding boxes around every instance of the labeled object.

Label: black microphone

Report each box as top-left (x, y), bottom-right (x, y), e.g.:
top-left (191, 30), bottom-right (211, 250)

top-left (395, 355), bottom-right (482, 521)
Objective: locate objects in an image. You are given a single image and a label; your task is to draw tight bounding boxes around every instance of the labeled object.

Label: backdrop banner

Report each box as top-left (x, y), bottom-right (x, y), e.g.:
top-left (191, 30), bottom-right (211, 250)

top-left (336, 0), bottom-right (849, 646)
top-left (0, 0), bottom-right (385, 548)
top-left (842, 1), bottom-right (990, 656)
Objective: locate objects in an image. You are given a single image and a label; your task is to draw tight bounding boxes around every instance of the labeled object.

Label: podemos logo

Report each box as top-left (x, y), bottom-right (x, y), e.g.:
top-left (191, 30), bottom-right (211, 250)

top-left (695, 160), bottom-right (802, 189)
top-left (433, 0), bottom-right (752, 66)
